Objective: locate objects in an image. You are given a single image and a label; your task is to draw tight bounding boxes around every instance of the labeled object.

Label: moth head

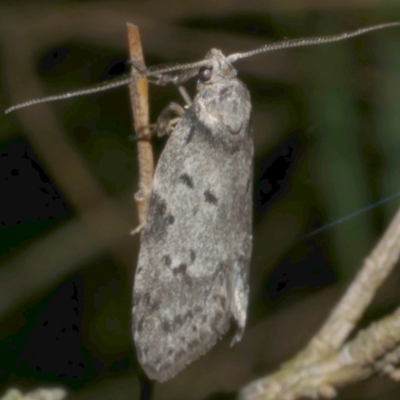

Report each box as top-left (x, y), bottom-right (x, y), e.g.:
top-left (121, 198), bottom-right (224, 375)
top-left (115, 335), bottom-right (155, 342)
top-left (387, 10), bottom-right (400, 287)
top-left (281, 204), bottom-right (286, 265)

top-left (197, 49), bottom-right (237, 88)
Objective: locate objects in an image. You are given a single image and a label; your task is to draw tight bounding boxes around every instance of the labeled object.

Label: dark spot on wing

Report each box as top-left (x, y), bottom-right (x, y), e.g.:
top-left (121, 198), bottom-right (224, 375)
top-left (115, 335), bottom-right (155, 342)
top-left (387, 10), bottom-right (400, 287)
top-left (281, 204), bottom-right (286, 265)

top-left (204, 190), bottom-right (218, 205)
top-left (141, 292), bottom-right (159, 312)
top-left (185, 125), bottom-right (196, 144)
top-left (172, 263), bottom-right (192, 286)
top-left (136, 267), bottom-right (142, 274)
top-left (166, 214), bottom-right (175, 225)
top-left (162, 320), bottom-right (172, 333)
top-left (137, 317), bottom-right (145, 333)
top-left (144, 191), bottom-right (174, 240)
top-left (143, 293), bottom-right (151, 305)
top-left (188, 339), bottom-right (200, 350)
top-left (152, 192), bottom-right (166, 216)
top-left (148, 300), bottom-right (160, 312)
top-left (173, 263), bottom-right (187, 275)
top-left (179, 173), bottom-right (194, 188)
top-left (213, 294), bottom-right (227, 309)
top-left (174, 315), bottom-right (183, 327)
top-left (189, 249), bottom-right (196, 263)
top-left (168, 348), bottom-right (174, 356)
top-left (211, 310), bottom-right (225, 330)
top-left (159, 309), bottom-right (197, 336)
top-left (133, 294), bottom-right (141, 306)
top-left (162, 255), bottom-right (172, 266)
top-left (218, 260), bottom-right (229, 271)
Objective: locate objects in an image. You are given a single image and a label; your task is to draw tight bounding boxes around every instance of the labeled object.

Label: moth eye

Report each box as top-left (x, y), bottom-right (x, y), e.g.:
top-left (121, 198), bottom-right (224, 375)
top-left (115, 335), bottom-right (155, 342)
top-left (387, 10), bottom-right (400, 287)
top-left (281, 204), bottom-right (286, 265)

top-left (198, 66), bottom-right (213, 82)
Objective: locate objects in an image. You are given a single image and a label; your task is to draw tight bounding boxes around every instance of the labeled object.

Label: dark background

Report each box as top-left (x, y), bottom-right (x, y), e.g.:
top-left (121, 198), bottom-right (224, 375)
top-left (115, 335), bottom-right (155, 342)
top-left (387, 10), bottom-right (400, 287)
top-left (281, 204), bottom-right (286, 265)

top-left (1, 0), bottom-right (400, 399)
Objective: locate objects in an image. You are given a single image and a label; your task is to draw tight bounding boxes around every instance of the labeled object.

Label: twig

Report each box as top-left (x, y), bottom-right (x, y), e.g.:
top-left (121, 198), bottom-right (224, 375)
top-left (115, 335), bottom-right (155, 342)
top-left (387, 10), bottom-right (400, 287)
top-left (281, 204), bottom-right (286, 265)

top-left (126, 23), bottom-right (155, 399)
top-left (240, 205), bottom-right (400, 400)
top-left (240, 306), bottom-right (400, 400)
top-left (303, 201), bottom-right (400, 357)
top-left (127, 23), bottom-right (154, 228)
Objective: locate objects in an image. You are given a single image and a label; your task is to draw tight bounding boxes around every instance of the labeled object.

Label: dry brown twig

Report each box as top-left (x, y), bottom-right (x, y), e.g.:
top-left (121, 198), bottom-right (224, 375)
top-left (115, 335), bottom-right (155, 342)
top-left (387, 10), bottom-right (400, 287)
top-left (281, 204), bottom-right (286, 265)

top-left (126, 23), bottom-right (154, 233)
top-left (240, 205), bottom-right (400, 400)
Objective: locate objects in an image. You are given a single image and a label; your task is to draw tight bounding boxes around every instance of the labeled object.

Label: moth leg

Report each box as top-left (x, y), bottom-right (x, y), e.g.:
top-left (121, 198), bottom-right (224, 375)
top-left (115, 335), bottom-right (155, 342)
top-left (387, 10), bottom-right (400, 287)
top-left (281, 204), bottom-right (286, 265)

top-left (177, 85), bottom-right (192, 106)
top-left (157, 102), bottom-right (185, 137)
top-left (132, 87), bottom-right (189, 140)
top-left (130, 222), bottom-right (146, 236)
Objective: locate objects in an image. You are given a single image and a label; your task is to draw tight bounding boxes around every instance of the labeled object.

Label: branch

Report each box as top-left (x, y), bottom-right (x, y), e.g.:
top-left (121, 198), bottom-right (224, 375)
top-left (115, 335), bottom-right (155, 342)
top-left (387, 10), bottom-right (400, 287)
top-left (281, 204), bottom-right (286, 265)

top-left (127, 23), bottom-right (154, 228)
top-left (240, 306), bottom-right (400, 400)
top-left (240, 205), bottom-right (400, 399)
top-left (305, 200), bottom-right (400, 356)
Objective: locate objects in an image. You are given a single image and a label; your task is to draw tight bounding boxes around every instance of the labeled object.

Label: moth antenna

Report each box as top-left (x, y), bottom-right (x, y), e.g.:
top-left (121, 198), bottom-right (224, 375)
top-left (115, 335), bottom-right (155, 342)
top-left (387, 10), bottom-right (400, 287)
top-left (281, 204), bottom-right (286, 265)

top-left (146, 22), bottom-right (400, 78)
top-left (5, 75), bottom-right (131, 114)
top-left (227, 21), bottom-right (400, 63)
top-left (6, 22), bottom-right (400, 114)
top-left (146, 60), bottom-right (210, 79)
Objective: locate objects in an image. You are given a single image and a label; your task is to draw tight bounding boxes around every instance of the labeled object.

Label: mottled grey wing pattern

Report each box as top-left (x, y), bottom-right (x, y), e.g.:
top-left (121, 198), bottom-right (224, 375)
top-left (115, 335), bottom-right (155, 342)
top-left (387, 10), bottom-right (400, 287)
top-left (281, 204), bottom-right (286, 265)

top-left (133, 49), bottom-right (254, 382)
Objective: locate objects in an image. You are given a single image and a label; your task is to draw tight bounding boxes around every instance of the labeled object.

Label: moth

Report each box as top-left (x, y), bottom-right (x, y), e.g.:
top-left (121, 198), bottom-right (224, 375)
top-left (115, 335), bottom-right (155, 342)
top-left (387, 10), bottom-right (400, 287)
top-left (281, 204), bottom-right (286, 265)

top-left (133, 49), bottom-right (254, 382)
top-left (5, 21), bottom-right (400, 383)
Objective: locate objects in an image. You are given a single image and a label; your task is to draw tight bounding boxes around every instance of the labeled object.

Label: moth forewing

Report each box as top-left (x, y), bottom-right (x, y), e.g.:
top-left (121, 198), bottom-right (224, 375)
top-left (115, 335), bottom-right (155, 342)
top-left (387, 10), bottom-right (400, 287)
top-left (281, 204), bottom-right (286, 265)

top-left (132, 49), bottom-right (253, 382)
